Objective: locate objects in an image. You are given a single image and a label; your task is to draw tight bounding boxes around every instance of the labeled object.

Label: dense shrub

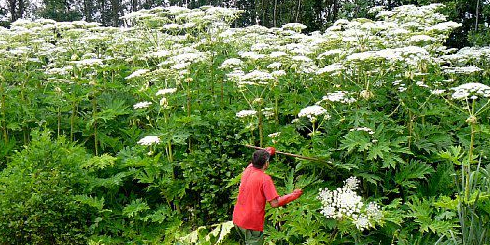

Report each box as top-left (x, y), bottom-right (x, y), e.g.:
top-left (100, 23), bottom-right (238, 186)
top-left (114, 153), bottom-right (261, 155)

top-left (0, 130), bottom-right (96, 244)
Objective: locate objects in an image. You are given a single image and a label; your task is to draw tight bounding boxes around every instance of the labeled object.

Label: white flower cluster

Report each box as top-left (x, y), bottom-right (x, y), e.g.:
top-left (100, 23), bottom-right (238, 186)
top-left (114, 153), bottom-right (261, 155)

top-left (125, 69), bottom-right (150, 80)
top-left (220, 58), bottom-right (243, 69)
top-left (262, 107), bottom-right (275, 118)
top-left (442, 65), bottom-right (483, 74)
top-left (350, 127), bottom-right (375, 135)
top-left (316, 64), bottom-right (344, 75)
top-left (281, 23), bottom-right (307, 32)
top-left (70, 58), bottom-right (104, 68)
top-left (137, 136), bottom-right (161, 146)
top-left (318, 91), bottom-right (357, 104)
top-left (440, 46), bottom-right (490, 65)
top-left (268, 132), bottom-right (281, 138)
top-left (298, 105), bottom-right (330, 122)
top-left (318, 176), bottom-right (383, 231)
top-left (156, 88), bottom-right (177, 96)
top-left (450, 83), bottom-right (490, 100)
top-left (133, 101), bottom-right (152, 109)
top-left (236, 109), bottom-right (257, 118)
top-left (236, 70), bottom-right (274, 87)
top-left (431, 89), bottom-right (445, 95)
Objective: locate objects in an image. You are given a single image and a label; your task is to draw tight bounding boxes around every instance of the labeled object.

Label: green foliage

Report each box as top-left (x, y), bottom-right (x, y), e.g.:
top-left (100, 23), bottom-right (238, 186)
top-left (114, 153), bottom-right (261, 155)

top-left (0, 4), bottom-right (489, 244)
top-left (0, 130), bottom-right (96, 244)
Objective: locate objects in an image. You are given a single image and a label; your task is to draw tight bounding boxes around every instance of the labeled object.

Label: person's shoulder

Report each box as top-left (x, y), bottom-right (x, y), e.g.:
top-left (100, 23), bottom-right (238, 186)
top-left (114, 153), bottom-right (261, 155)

top-left (261, 172), bottom-right (273, 181)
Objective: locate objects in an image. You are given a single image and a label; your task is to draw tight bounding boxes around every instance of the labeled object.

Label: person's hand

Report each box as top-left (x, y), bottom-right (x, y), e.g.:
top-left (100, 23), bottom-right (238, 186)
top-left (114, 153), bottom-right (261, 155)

top-left (265, 147), bottom-right (276, 156)
top-left (292, 188), bottom-right (303, 198)
top-left (274, 188), bottom-right (303, 207)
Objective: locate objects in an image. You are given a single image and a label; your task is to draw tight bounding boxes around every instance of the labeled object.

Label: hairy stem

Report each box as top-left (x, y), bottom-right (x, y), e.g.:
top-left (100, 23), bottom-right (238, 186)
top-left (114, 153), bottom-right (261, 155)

top-left (92, 95), bottom-right (98, 156)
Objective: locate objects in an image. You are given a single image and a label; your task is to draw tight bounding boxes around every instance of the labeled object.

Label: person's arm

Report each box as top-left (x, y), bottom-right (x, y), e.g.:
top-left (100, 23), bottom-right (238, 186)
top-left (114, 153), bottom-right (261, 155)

top-left (269, 189), bottom-right (303, 208)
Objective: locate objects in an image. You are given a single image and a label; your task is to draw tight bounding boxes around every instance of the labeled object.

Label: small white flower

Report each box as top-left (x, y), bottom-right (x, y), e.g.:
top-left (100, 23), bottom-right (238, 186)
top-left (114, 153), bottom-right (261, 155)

top-left (159, 97), bottom-right (168, 108)
top-left (133, 101), bottom-right (152, 109)
top-left (431, 89), bottom-right (445, 95)
top-left (353, 215), bottom-right (371, 231)
top-left (268, 132), bottom-right (281, 138)
top-left (350, 127), bottom-right (375, 135)
top-left (137, 136), bottom-right (160, 146)
top-left (344, 176), bottom-right (360, 190)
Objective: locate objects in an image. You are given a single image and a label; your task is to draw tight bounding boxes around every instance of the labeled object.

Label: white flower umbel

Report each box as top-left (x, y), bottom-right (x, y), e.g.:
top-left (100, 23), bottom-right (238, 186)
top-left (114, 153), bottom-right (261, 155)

top-left (125, 69), bottom-right (150, 80)
top-left (137, 136), bottom-right (161, 145)
top-left (71, 58), bottom-right (103, 67)
top-left (236, 70), bottom-right (275, 88)
top-left (450, 83), bottom-right (490, 100)
top-left (133, 101), bottom-right (153, 109)
top-left (298, 105), bottom-right (329, 122)
top-left (236, 110), bottom-right (257, 118)
top-left (350, 127), bottom-right (375, 134)
top-left (220, 58), bottom-right (243, 69)
top-left (268, 132), bottom-right (281, 138)
top-left (156, 88), bottom-right (177, 96)
top-left (431, 89), bottom-right (445, 95)
top-left (443, 66), bottom-right (483, 74)
top-left (318, 176), bottom-right (383, 231)
top-left (281, 23), bottom-right (307, 32)
top-left (318, 91), bottom-right (357, 104)
top-left (316, 64), bottom-right (344, 75)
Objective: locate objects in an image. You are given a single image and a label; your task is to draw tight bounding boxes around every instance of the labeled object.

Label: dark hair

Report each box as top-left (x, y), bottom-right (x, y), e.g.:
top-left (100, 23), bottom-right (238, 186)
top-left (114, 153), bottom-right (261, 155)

top-left (252, 150), bottom-right (270, 168)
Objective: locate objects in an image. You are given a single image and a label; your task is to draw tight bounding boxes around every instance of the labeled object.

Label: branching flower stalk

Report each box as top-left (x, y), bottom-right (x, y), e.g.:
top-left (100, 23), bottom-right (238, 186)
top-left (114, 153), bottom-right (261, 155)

top-left (443, 82), bottom-right (490, 201)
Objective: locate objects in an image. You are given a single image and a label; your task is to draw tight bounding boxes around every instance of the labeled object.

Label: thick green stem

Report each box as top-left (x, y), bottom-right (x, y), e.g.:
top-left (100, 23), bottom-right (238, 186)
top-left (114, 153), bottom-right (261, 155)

top-left (186, 78), bottom-right (192, 151)
top-left (186, 78), bottom-right (191, 117)
top-left (221, 78), bottom-right (224, 107)
top-left (57, 106), bottom-right (61, 137)
top-left (465, 123), bottom-right (475, 201)
top-left (167, 140), bottom-right (173, 163)
top-left (258, 108), bottom-right (264, 147)
top-left (275, 94), bottom-right (279, 125)
top-left (92, 96), bottom-right (98, 156)
top-left (1, 89), bottom-right (7, 144)
top-left (70, 101), bottom-right (77, 141)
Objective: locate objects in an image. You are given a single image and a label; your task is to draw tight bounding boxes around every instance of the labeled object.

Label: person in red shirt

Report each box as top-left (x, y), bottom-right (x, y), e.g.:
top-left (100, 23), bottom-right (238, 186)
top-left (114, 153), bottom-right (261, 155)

top-left (233, 147), bottom-right (303, 245)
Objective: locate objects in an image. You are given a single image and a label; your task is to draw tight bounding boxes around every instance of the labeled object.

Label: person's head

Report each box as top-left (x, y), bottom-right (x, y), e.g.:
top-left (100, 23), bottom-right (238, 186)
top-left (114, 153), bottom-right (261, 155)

top-left (252, 149), bottom-right (270, 169)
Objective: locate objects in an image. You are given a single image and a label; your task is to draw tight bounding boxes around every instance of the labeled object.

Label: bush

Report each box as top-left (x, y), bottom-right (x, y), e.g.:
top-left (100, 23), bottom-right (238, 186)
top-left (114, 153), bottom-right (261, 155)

top-left (0, 130), bottom-right (96, 244)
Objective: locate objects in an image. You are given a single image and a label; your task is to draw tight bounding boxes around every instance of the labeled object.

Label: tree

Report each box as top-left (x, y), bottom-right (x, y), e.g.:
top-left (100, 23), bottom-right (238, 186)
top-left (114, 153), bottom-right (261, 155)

top-left (38, 0), bottom-right (82, 22)
top-left (6, 0), bottom-right (27, 21)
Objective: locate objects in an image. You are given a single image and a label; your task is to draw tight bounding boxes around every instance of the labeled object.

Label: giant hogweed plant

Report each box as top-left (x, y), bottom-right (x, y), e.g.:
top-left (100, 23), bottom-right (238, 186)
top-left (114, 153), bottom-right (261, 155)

top-left (0, 3), bottom-right (489, 244)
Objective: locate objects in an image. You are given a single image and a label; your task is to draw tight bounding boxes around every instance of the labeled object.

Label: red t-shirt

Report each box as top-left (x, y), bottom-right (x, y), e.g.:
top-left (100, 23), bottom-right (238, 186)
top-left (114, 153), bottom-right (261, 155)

top-left (233, 164), bottom-right (279, 231)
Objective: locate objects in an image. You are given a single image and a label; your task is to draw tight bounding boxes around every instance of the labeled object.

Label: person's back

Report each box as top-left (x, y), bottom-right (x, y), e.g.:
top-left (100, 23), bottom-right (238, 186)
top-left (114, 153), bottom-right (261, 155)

top-left (232, 148), bottom-right (303, 245)
top-left (233, 163), bottom-right (279, 231)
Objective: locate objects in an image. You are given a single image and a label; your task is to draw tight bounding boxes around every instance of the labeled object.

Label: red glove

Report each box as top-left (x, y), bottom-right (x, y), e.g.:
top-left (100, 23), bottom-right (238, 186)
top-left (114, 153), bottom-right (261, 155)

top-left (265, 147), bottom-right (276, 156)
top-left (277, 189), bottom-right (303, 206)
